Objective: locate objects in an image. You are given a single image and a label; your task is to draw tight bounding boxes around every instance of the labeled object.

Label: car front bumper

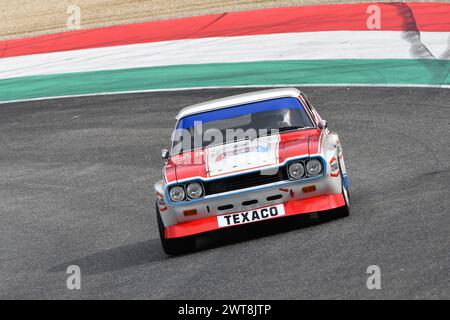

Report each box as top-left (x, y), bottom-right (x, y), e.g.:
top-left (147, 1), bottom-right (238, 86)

top-left (164, 192), bottom-right (345, 238)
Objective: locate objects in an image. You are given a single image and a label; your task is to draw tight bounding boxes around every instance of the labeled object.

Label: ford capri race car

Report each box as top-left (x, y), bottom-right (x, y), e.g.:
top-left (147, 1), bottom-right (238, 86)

top-left (155, 88), bottom-right (350, 254)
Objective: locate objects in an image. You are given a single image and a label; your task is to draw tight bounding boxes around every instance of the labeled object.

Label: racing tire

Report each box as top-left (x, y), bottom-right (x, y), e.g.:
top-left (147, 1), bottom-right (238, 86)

top-left (156, 203), bottom-right (196, 255)
top-left (318, 168), bottom-right (350, 221)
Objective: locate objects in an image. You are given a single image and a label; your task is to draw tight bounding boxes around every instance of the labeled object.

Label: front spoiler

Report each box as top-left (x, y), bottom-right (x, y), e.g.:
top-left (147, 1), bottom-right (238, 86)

top-left (165, 193), bottom-right (345, 238)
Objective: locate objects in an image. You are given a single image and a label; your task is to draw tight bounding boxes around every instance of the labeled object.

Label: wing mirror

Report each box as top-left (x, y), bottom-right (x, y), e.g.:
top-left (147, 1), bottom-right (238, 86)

top-left (161, 148), bottom-right (170, 160)
top-left (318, 120), bottom-right (328, 130)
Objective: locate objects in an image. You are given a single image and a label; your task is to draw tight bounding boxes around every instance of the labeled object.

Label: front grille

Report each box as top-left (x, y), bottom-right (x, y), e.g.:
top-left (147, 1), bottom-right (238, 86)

top-left (203, 166), bottom-right (289, 195)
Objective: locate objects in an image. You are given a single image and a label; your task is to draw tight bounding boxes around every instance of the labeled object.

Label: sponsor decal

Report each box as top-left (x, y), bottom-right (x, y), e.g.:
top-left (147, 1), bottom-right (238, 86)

top-left (207, 135), bottom-right (279, 177)
top-left (217, 204), bottom-right (285, 227)
top-left (330, 156), bottom-right (340, 177)
top-left (214, 144), bottom-right (269, 163)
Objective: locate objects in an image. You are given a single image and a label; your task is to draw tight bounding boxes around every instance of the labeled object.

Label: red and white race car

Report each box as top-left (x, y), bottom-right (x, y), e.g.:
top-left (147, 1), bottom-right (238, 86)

top-left (155, 88), bottom-right (350, 254)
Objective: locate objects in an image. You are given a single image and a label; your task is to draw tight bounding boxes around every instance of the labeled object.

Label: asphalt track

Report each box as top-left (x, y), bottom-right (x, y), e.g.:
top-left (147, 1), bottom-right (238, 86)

top-left (0, 87), bottom-right (449, 299)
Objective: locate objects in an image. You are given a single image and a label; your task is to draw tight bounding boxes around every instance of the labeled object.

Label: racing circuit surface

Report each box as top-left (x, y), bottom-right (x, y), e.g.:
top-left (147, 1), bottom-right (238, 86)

top-left (1, 87), bottom-right (449, 299)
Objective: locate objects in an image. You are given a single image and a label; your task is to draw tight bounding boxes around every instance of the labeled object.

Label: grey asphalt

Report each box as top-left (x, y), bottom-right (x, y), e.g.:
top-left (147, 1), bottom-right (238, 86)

top-left (0, 87), bottom-right (449, 299)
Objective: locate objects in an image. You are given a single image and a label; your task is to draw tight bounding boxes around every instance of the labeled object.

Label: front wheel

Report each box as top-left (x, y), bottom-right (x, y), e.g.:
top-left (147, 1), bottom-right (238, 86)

top-left (156, 203), bottom-right (196, 255)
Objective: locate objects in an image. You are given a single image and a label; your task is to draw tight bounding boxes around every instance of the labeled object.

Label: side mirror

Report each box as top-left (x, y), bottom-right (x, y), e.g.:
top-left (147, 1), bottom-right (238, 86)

top-left (318, 120), bottom-right (328, 130)
top-left (161, 149), bottom-right (170, 160)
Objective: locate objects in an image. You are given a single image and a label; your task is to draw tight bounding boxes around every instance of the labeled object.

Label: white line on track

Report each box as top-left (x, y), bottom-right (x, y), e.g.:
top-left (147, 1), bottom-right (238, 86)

top-left (0, 83), bottom-right (448, 105)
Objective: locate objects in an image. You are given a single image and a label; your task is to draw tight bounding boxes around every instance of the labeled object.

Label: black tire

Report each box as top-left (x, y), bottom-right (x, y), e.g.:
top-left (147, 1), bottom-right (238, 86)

top-left (156, 203), bottom-right (196, 255)
top-left (318, 166), bottom-right (350, 222)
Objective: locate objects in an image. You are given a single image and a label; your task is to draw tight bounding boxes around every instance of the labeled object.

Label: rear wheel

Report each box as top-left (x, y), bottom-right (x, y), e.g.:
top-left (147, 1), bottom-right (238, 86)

top-left (156, 203), bottom-right (196, 255)
top-left (318, 167), bottom-right (350, 222)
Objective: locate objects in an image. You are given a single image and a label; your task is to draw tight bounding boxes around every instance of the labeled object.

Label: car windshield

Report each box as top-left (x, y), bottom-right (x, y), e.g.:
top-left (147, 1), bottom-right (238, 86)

top-left (172, 97), bottom-right (314, 154)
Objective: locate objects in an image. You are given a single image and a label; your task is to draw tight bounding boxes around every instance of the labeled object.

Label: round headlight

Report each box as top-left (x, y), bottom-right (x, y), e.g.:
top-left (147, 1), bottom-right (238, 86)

top-left (169, 185), bottom-right (185, 202)
top-left (288, 162), bottom-right (305, 179)
top-left (186, 182), bottom-right (203, 199)
top-left (306, 159), bottom-right (322, 176)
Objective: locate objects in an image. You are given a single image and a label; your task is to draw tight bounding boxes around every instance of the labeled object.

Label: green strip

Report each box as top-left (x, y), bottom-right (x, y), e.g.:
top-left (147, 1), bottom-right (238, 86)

top-left (0, 59), bottom-right (449, 102)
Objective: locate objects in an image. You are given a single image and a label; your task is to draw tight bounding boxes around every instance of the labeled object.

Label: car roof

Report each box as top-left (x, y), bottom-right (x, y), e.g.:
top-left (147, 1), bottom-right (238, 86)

top-left (175, 88), bottom-right (302, 120)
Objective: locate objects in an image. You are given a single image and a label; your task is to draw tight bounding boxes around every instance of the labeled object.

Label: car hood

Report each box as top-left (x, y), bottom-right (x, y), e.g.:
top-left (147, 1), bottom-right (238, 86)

top-left (165, 128), bottom-right (322, 183)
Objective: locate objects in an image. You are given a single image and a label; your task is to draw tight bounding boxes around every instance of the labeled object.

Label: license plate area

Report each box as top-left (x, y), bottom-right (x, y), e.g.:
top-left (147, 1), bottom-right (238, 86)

top-left (217, 204), bottom-right (285, 228)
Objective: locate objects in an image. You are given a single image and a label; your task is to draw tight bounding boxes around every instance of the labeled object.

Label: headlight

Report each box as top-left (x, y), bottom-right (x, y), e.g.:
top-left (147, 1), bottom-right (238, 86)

top-left (288, 162), bottom-right (305, 179)
top-left (306, 159), bottom-right (322, 176)
top-left (169, 185), bottom-right (185, 202)
top-left (186, 182), bottom-right (203, 199)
